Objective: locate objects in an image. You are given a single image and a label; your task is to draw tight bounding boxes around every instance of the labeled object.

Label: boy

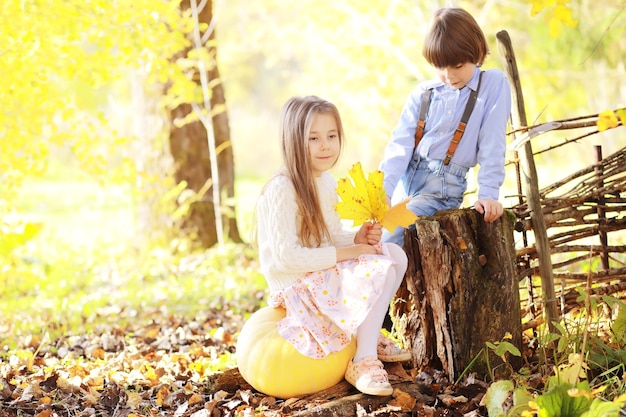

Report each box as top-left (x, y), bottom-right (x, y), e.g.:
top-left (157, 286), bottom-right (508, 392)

top-left (380, 7), bottom-right (511, 246)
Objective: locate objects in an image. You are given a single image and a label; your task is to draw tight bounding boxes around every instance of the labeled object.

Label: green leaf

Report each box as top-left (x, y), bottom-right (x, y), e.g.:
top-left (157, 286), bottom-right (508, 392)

top-left (558, 333), bottom-right (570, 354)
top-left (536, 382), bottom-right (592, 417)
top-left (581, 398), bottom-right (624, 417)
top-left (0, 221), bottom-right (43, 257)
top-left (509, 388), bottom-right (535, 417)
top-left (612, 306), bottom-right (626, 344)
top-left (484, 380), bottom-right (514, 417)
top-left (544, 332), bottom-right (561, 344)
top-left (494, 341), bottom-right (521, 358)
top-left (553, 321), bottom-right (567, 336)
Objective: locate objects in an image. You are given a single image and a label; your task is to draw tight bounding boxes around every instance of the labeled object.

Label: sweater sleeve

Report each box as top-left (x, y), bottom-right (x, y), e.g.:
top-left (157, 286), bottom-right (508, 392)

top-left (257, 175), bottom-right (337, 291)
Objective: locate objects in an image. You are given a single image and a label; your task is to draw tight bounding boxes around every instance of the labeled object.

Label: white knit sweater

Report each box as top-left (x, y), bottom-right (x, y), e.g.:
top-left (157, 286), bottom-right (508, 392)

top-left (257, 172), bottom-right (356, 293)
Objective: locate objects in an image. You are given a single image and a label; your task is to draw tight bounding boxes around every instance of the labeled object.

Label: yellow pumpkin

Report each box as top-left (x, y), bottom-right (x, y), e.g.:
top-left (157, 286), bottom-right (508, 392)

top-left (236, 306), bottom-right (356, 399)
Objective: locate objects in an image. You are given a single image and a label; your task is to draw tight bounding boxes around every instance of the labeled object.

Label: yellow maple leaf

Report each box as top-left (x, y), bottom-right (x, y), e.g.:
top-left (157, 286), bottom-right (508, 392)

top-left (617, 108), bottom-right (626, 125)
top-left (335, 162), bottom-right (386, 226)
top-left (548, 17), bottom-right (563, 39)
top-left (554, 3), bottom-right (578, 28)
top-left (380, 197), bottom-right (417, 232)
top-left (335, 163), bottom-right (417, 232)
top-left (597, 109), bottom-right (619, 132)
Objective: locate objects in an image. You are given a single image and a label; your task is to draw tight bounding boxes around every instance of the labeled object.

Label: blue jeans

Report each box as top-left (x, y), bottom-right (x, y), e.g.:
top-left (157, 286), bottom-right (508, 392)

top-left (382, 156), bottom-right (468, 247)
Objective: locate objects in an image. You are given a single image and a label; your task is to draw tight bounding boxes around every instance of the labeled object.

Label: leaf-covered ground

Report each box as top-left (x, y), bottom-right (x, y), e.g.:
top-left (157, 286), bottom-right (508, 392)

top-left (1, 298), bottom-right (514, 417)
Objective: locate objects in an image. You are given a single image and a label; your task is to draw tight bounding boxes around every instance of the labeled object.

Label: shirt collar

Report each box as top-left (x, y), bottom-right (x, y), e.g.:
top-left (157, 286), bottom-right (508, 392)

top-left (465, 67), bottom-right (482, 92)
top-left (435, 67), bottom-right (482, 93)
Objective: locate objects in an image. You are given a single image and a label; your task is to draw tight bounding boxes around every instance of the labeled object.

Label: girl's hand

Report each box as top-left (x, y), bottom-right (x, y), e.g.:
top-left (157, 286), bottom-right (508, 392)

top-left (336, 244), bottom-right (378, 262)
top-left (354, 222), bottom-right (382, 246)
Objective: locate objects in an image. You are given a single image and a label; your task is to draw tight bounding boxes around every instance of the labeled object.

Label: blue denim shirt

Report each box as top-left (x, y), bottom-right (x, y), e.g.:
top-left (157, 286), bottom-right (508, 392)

top-left (379, 67), bottom-right (511, 201)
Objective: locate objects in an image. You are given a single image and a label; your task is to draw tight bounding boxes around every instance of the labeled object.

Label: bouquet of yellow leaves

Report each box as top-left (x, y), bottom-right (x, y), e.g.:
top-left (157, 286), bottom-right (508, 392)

top-left (335, 162), bottom-right (417, 232)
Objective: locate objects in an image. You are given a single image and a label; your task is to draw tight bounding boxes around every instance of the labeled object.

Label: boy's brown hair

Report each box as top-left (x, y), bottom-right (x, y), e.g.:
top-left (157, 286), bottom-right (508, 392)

top-left (422, 7), bottom-right (489, 68)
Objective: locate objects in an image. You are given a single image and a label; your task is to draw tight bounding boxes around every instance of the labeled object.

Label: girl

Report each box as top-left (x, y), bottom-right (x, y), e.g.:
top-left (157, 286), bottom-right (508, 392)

top-left (380, 7), bottom-right (512, 246)
top-left (254, 95), bottom-right (409, 396)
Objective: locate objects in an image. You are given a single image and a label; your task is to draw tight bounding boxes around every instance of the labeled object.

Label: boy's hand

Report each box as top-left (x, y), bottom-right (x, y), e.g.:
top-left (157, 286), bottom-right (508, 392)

top-left (474, 199), bottom-right (503, 223)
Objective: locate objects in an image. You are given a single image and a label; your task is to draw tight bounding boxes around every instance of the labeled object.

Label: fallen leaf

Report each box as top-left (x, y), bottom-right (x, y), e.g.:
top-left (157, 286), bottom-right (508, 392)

top-left (174, 401), bottom-right (188, 417)
top-left (390, 388), bottom-right (417, 411)
top-left (188, 393), bottom-right (203, 406)
top-left (127, 391), bottom-right (143, 408)
top-left (385, 362), bottom-right (413, 382)
top-left (437, 393), bottom-right (468, 406)
top-left (35, 410), bottom-right (53, 417)
top-left (156, 385), bottom-right (170, 407)
top-left (38, 396), bottom-right (52, 405)
top-left (88, 347), bottom-right (105, 360)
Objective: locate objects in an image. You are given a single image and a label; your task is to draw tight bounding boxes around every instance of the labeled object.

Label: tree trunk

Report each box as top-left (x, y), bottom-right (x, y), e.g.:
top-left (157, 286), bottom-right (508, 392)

top-left (390, 209), bottom-right (522, 381)
top-left (168, 0), bottom-right (241, 247)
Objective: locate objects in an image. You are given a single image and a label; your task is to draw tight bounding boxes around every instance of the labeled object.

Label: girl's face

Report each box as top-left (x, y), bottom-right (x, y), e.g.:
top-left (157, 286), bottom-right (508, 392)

top-left (308, 112), bottom-right (340, 177)
top-left (436, 62), bottom-right (476, 89)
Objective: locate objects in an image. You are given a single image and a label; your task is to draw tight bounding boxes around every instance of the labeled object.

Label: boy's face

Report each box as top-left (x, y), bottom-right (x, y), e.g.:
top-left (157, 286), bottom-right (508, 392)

top-left (436, 62), bottom-right (476, 89)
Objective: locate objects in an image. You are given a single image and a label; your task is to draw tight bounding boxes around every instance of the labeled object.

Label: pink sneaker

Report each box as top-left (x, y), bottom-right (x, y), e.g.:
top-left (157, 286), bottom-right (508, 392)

top-left (345, 356), bottom-right (393, 396)
top-left (377, 334), bottom-right (411, 362)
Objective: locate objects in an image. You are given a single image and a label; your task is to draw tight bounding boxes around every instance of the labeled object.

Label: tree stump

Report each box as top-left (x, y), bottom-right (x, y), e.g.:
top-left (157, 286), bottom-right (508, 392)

top-left (390, 209), bottom-right (522, 381)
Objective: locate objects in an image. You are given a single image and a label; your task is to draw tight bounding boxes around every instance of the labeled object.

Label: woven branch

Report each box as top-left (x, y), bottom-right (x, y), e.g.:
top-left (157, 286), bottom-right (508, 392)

top-left (521, 280), bottom-right (626, 329)
top-left (510, 126), bottom-right (626, 320)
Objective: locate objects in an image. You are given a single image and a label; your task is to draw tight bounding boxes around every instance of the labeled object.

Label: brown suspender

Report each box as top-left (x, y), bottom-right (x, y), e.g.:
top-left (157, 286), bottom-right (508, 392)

top-left (413, 89), bottom-right (432, 149)
top-left (413, 71), bottom-right (484, 165)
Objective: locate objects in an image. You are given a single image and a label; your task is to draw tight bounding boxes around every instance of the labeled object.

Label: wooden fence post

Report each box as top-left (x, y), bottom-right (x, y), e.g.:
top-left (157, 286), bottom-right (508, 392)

top-left (496, 30), bottom-right (560, 330)
top-left (594, 145), bottom-right (609, 270)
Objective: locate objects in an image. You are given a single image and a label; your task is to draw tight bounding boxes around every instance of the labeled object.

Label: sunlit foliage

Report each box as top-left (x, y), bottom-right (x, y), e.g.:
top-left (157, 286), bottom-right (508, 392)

top-left (1, 0), bottom-right (624, 341)
top-left (529, 0), bottom-right (579, 38)
top-left (0, 0), bottom-right (190, 199)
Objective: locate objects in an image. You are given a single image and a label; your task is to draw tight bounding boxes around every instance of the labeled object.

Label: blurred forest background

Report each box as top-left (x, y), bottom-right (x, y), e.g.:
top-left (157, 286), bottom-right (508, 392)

top-left (1, 0), bottom-right (625, 344)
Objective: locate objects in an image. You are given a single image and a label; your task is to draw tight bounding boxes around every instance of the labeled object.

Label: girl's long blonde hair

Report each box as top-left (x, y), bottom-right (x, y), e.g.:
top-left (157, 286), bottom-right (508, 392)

top-left (252, 96), bottom-right (345, 248)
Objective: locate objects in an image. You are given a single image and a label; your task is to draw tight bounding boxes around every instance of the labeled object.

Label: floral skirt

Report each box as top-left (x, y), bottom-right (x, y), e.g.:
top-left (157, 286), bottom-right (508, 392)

top-left (268, 245), bottom-right (397, 359)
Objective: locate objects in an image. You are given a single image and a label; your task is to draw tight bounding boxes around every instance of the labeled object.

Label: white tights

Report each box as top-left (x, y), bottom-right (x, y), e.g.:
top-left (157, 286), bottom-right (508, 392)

top-left (353, 243), bottom-right (408, 362)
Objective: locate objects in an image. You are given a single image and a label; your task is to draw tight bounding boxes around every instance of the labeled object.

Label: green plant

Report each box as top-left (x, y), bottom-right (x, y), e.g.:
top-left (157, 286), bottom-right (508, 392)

top-left (453, 333), bottom-right (522, 386)
top-left (0, 240), bottom-right (267, 346)
top-left (484, 290), bottom-right (626, 417)
top-left (484, 379), bottom-right (534, 417)
top-left (486, 332), bottom-right (523, 379)
top-left (485, 356), bottom-right (626, 417)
